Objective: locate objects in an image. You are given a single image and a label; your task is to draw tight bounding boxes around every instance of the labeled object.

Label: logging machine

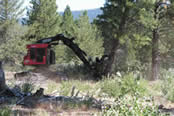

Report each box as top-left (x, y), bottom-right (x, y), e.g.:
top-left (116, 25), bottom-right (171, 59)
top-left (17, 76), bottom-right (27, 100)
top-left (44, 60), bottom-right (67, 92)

top-left (23, 35), bottom-right (60, 65)
top-left (23, 34), bottom-right (89, 66)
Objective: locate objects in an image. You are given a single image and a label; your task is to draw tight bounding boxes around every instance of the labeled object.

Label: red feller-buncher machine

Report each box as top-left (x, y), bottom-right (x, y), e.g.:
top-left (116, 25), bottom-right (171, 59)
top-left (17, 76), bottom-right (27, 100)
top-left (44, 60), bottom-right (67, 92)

top-left (23, 34), bottom-right (90, 67)
top-left (19, 34), bottom-right (107, 79)
top-left (23, 42), bottom-right (55, 65)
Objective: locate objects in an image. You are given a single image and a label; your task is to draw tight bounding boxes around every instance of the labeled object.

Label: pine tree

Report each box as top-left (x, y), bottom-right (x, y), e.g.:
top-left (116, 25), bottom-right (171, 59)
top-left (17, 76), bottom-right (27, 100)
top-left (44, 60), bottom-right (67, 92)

top-left (65, 11), bottom-right (104, 64)
top-left (96, 0), bottom-right (137, 75)
top-left (0, 23), bottom-right (28, 65)
top-left (61, 5), bottom-right (75, 37)
top-left (0, 0), bottom-right (24, 22)
top-left (27, 0), bottom-right (61, 40)
top-left (0, 0), bottom-right (27, 65)
top-left (0, 0), bottom-right (25, 43)
top-left (54, 5), bottom-right (76, 63)
top-left (137, 0), bottom-right (174, 80)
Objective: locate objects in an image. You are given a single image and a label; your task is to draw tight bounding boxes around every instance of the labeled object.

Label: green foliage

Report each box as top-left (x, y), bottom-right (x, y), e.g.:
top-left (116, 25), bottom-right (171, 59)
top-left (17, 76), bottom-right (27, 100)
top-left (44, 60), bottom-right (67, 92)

top-left (161, 69), bottom-right (174, 102)
top-left (120, 73), bottom-right (146, 96)
top-left (95, 0), bottom-right (152, 74)
top-left (99, 73), bottom-right (147, 98)
top-left (55, 5), bottom-right (75, 63)
top-left (0, 22), bottom-right (28, 65)
top-left (138, 7), bottom-right (156, 30)
top-left (0, 0), bottom-right (24, 21)
top-left (27, 1), bottom-right (104, 65)
top-left (137, 0), bottom-right (174, 80)
top-left (27, 0), bottom-right (61, 40)
top-left (0, 107), bottom-right (11, 116)
top-left (99, 76), bottom-right (121, 98)
top-left (65, 11), bottom-right (104, 64)
top-left (61, 5), bottom-right (75, 37)
top-left (102, 95), bottom-right (168, 116)
top-left (21, 82), bottom-right (34, 93)
top-left (96, 0), bottom-right (174, 77)
top-left (96, 0), bottom-right (138, 46)
top-left (0, 0), bottom-right (28, 66)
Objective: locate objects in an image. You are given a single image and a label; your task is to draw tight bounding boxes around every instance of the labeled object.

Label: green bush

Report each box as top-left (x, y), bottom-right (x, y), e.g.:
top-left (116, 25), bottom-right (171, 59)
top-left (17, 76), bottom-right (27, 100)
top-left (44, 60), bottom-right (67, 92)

top-left (102, 95), bottom-right (169, 116)
top-left (99, 73), bottom-right (147, 98)
top-left (21, 82), bottom-right (34, 93)
top-left (159, 68), bottom-right (174, 80)
top-left (99, 76), bottom-right (121, 98)
top-left (161, 73), bottom-right (174, 102)
top-left (0, 23), bottom-right (28, 67)
top-left (120, 73), bottom-right (147, 96)
top-left (0, 107), bottom-right (11, 116)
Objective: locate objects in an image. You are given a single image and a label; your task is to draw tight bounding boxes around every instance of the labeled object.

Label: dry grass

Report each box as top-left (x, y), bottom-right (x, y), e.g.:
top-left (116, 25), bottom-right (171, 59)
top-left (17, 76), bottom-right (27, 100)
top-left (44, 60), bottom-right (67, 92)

top-left (5, 66), bottom-right (174, 115)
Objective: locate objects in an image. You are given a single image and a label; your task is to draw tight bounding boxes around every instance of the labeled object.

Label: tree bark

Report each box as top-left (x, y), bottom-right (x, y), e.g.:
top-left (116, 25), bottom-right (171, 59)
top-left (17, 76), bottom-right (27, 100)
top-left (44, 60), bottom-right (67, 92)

top-left (152, 29), bottom-right (160, 80)
top-left (103, 39), bottom-right (119, 75)
top-left (103, 6), bottom-right (129, 76)
top-left (0, 61), bottom-right (7, 92)
top-left (151, 3), bottom-right (161, 80)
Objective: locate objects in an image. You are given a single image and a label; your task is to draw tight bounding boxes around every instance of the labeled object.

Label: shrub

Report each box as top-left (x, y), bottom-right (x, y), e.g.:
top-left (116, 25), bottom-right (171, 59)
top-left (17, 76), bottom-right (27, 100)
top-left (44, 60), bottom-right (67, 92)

top-left (102, 95), bottom-right (169, 116)
top-left (120, 73), bottom-right (147, 96)
top-left (99, 73), bottom-right (147, 98)
top-left (161, 74), bottom-right (174, 102)
top-left (99, 76), bottom-right (121, 98)
top-left (0, 107), bottom-right (11, 116)
top-left (21, 82), bottom-right (34, 93)
top-left (159, 68), bottom-right (174, 80)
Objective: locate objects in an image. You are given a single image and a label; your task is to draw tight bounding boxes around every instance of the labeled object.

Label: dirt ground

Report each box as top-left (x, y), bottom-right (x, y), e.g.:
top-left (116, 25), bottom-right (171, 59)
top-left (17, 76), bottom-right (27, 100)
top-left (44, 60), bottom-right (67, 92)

top-left (3, 67), bottom-right (101, 116)
top-left (4, 68), bottom-right (174, 115)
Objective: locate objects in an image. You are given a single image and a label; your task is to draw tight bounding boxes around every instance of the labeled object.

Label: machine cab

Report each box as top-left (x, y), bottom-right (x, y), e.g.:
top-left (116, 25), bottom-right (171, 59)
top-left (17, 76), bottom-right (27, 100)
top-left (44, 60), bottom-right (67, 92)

top-left (23, 44), bottom-right (55, 65)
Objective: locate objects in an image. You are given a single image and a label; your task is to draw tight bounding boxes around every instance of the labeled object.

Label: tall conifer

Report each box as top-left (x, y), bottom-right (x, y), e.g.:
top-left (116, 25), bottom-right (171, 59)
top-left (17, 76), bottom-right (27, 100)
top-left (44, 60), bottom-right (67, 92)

top-left (96, 0), bottom-right (136, 75)
top-left (0, 0), bottom-right (24, 22)
top-left (65, 11), bottom-right (104, 63)
top-left (0, 0), bottom-right (28, 65)
top-left (61, 5), bottom-right (75, 37)
top-left (27, 0), bottom-right (61, 40)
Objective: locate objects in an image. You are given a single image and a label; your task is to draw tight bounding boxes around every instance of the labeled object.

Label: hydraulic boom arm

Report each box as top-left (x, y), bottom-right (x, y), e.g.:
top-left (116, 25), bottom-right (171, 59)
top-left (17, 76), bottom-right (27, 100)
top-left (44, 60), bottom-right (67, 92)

top-left (36, 34), bottom-right (91, 68)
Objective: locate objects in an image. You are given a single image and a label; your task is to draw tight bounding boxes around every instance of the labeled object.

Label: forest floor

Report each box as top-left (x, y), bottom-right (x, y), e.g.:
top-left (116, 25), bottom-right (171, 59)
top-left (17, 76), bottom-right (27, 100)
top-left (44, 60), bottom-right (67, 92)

top-left (2, 67), bottom-right (174, 116)
top-left (3, 67), bottom-right (103, 116)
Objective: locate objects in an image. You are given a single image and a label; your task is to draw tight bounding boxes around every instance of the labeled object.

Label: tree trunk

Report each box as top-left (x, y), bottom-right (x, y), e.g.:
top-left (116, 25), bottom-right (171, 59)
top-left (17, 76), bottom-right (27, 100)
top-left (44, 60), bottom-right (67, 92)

top-left (0, 61), bottom-right (7, 92)
top-left (152, 29), bottom-right (160, 80)
top-left (103, 7), bottom-right (129, 76)
top-left (103, 39), bottom-right (119, 75)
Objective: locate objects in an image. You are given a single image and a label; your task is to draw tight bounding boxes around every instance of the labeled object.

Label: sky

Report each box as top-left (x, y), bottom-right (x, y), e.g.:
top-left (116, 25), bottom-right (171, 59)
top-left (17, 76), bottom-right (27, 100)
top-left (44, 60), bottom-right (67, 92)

top-left (24, 0), bottom-right (105, 12)
top-left (56, 0), bottom-right (105, 11)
